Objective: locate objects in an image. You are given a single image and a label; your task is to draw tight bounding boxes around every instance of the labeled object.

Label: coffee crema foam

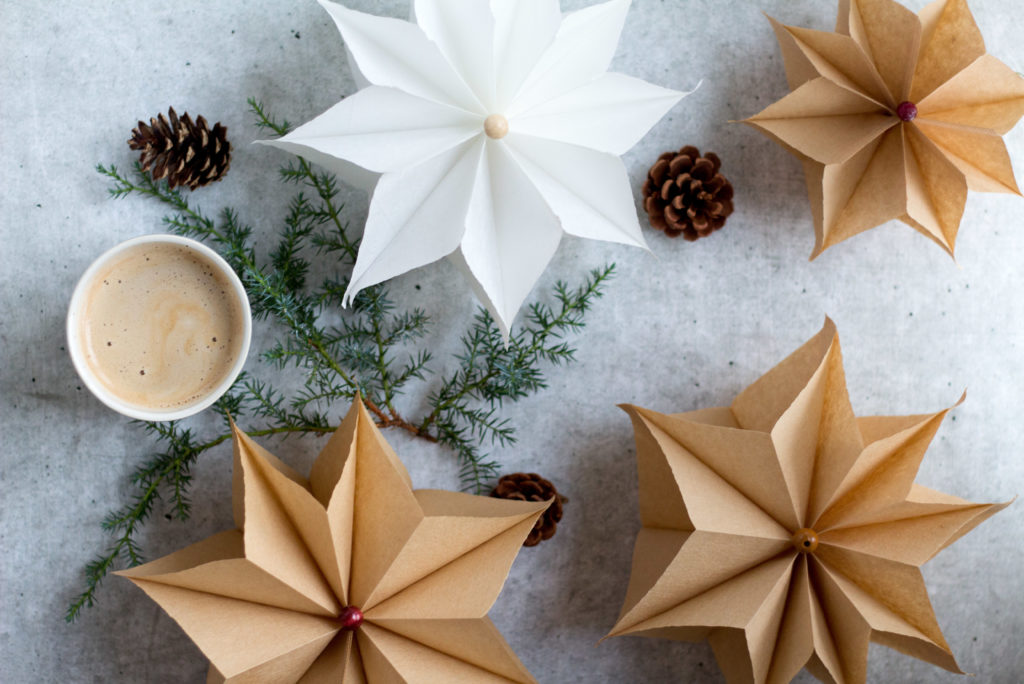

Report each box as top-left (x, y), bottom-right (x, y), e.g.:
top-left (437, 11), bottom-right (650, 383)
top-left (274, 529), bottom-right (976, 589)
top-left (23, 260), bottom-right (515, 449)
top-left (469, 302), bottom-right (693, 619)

top-left (80, 242), bottom-right (244, 411)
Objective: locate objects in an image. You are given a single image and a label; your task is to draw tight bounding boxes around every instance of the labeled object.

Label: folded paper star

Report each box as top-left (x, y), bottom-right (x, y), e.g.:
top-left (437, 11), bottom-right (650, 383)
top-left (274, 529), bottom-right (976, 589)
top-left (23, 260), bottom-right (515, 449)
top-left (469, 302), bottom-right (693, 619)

top-left (262, 0), bottom-right (685, 338)
top-left (608, 319), bottom-right (1009, 684)
top-left (745, 0), bottom-right (1024, 258)
top-left (119, 398), bottom-right (549, 683)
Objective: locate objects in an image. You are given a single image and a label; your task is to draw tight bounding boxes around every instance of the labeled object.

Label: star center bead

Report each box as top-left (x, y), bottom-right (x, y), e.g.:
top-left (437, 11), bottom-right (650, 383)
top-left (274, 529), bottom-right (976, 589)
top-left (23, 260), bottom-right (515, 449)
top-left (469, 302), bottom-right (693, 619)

top-left (791, 528), bottom-right (819, 553)
top-left (483, 114), bottom-right (509, 139)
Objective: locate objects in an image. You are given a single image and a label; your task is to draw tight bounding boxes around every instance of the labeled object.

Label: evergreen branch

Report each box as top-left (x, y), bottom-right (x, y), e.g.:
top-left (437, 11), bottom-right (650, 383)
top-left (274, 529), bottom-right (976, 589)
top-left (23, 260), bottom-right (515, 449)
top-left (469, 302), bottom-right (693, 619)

top-left (419, 264), bottom-right (615, 434)
top-left (248, 97), bottom-right (291, 137)
top-left (72, 101), bottom-right (613, 621)
top-left (249, 97), bottom-right (359, 266)
top-left (65, 418), bottom-right (333, 623)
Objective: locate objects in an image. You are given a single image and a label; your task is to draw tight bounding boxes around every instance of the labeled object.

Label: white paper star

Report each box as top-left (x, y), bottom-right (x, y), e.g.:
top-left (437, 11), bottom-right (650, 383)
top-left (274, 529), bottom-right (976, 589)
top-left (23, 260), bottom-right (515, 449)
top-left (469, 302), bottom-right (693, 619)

top-left (262, 0), bottom-right (687, 337)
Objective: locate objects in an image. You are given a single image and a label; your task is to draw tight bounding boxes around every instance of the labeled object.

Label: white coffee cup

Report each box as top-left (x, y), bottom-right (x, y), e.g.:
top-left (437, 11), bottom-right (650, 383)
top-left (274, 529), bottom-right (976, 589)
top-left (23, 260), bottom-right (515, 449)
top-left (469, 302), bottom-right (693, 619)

top-left (66, 234), bottom-right (252, 421)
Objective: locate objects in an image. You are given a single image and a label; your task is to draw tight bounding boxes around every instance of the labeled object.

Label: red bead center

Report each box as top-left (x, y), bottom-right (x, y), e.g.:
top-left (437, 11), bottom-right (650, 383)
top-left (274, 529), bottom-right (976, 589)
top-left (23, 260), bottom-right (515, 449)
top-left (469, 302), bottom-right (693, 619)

top-left (338, 606), bottom-right (364, 631)
top-left (896, 101), bottom-right (918, 122)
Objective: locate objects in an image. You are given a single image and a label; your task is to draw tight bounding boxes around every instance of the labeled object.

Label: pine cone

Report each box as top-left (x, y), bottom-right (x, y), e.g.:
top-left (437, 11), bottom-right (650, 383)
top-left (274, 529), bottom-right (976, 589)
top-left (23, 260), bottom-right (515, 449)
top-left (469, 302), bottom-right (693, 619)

top-left (128, 107), bottom-right (231, 190)
top-left (642, 145), bottom-right (734, 241)
top-left (490, 473), bottom-right (565, 547)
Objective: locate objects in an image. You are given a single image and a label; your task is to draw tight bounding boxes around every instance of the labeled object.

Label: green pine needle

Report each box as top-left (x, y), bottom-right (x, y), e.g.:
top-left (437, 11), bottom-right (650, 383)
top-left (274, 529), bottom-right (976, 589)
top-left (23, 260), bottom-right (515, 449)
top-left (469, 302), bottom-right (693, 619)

top-left (67, 98), bottom-right (614, 622)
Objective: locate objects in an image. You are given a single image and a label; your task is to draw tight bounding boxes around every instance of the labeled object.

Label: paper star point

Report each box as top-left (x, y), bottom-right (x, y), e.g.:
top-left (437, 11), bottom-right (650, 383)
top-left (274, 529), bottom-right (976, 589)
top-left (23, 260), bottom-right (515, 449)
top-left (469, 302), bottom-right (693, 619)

top-left (607, 318), bottom-right (1010, 684)
top-left (260, 0), bottom-right (687, 338)
top-left (119, 397), bottom-right (549, 683)
top-left (745, 0), bottom-right (1024, 259)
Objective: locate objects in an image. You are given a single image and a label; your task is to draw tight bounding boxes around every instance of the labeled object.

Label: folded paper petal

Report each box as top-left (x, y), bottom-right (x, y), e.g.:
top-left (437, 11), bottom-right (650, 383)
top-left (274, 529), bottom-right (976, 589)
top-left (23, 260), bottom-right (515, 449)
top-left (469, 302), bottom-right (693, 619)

top-left (844, 0), bottom-right (921, 101)
top-left (902, 124), bottom-right (966, 254)
top-left (508, 0), bottom-right (632, 117)
top-left (821, 500), bottom-right (1009, 565)
top-left (260, 137), bottom-right (381, 193)
top-left (366, 515), bottom-right (543, 620)
top-left (124, 580), bottom-right (340, 681)
top-left (313, 399), bottom-right (421, 607)
top-left (512, 73), bottom-right (684, 156)
top-left (359, 622), bottom-right (532, 683)
top-left (764, 558), bottom-right (835, 684)
top-left (344, 138), bottom-right (484, 304)
top-left (237, 426), bottom-right (352, 605)
top-left (347, 434), bottom-right (427, 611)
top-left (318, 0), bottom-right (483, 113)
top-left (122, 396), bottom-right (540, 683)
top-left (119, 531), bottom-right (335, 616)
top-left (491, 0), bottom-right (562, 109)
top-left (610, 529), bottom-right (791, 638)
top-left (637, 407), bottom-right (802, 531)
top-left (610, 320), bottom-right (1008, 683)
top-left (624, 406), bottom-right (791, 540)
top-left (507, 134), bottom-right (647, 248)
top-left (622, 556), bottom-right (794, 637)
top-left (234, 427), bottom-right (341, 615)
top-left (815, 126), bottom-right (909, 256)
top-left (911, 0), bottom-right (986, 103)
top-left (809, 561), bottom-right (873, 684)
top-left (766, 329), bottom-right (859, 526)
top-left (917, 119), bottom-right (1021, 194)
top-left (732, 320), bottom-right (838, 432)
top-left (312, 397), bottom-right (413, 499)
top-left (460, 140), bottom-right (562, 335)
top-left (261, 0), bottom-right (681, 337)
top-left (751, 0), bottom-right (1022, 258)
top-left (745, 78), bottom-right (894, 165)
top-left (623, 556), bottom-right (795, 684)
top-left (296, 632), bottom-right (365, 683)
top-left (814, 549), bottom-right (962, 673)
top-left (368, 618), bottom-right (535, 683)
top-left (414, 0), bottom-right (498, 111)
top-left (775, 22), bottom-right (893, 107)
top-left (770, 17), bottom-right (825, 91)
top-left (231, 424), bottom-right (307, 529)
top-left (918, 55), bottom-right (1024, 136)
top-left (625, 406), bottom-right (693, 531)
top-left (360, 491), bottom-right (547, 615)
top-left (264, 87), bottom-right (482, 174)
top-left (816, 406), bottom-right (953, 530)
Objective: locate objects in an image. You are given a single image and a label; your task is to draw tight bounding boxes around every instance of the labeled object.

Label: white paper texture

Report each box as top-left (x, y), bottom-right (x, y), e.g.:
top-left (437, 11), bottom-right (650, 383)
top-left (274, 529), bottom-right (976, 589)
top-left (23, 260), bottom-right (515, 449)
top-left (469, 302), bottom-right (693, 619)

top-left (261, 0), bottom-right (688, 339)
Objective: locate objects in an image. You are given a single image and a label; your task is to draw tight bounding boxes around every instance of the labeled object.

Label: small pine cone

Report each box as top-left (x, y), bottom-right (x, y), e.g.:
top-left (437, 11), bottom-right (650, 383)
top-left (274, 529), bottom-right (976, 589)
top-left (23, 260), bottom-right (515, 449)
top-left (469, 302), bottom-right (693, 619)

top-left (128, 107), bottom-right (232, 190)
top-left (490, 473), bottom-right (565, 547)
top-left (642, 145), bottom-right (734, 241)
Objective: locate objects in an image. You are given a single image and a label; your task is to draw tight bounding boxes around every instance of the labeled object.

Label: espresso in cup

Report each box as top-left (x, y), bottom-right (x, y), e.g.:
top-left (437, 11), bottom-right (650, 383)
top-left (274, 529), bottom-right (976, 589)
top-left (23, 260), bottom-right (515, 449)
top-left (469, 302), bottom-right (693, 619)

top-left (68, 236), bottom-right (251, 420)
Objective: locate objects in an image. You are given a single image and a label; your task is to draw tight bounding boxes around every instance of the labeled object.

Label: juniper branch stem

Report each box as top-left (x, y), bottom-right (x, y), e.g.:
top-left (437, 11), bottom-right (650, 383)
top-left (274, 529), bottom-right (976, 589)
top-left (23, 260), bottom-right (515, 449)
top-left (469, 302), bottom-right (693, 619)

top-left (306, 338), bottom-right (430, 440)
top-left (298, 157), bottom-right (358, 262)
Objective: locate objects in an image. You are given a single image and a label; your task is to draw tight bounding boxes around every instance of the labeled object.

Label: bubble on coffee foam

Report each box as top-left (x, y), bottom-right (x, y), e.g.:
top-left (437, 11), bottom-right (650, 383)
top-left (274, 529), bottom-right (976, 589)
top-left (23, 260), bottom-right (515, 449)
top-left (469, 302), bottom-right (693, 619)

top-left (83, 241), bottom-right (244, 411)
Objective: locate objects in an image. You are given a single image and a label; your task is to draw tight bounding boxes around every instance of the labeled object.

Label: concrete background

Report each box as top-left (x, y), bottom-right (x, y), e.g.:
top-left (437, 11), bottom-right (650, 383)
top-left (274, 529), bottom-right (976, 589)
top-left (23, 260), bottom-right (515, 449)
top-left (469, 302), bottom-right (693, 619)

top-left (2, 0), bottom-right (1022, 682)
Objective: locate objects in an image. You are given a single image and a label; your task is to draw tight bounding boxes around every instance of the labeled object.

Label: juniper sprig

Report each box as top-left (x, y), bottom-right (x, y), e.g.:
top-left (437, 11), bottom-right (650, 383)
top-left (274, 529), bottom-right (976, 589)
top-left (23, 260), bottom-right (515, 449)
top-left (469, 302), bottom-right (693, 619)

top-left (66, 99), bottom-right (614, 622)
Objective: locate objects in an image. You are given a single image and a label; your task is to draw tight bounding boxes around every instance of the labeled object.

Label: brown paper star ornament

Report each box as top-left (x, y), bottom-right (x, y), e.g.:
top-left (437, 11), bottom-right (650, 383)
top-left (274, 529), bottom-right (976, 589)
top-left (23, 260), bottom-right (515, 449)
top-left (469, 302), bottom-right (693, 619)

top-left (607, 319), bottom-right (1010, 684)
top-left (118, 397), bottom-right (548, 683)
top-left (745, 0), bottom-right (1024, 258)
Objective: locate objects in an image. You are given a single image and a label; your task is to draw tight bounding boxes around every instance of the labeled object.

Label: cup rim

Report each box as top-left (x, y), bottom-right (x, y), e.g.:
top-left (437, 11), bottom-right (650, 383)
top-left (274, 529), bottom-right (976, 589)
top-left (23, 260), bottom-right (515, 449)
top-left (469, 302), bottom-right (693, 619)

top-left (66, 234), bottom-right (252, 422)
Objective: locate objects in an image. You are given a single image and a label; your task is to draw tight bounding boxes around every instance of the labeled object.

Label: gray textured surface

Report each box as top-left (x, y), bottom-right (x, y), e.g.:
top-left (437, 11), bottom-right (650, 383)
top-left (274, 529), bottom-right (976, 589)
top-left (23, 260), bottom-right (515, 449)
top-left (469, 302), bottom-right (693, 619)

top-left (2, 0), bottom-right (1023, 682)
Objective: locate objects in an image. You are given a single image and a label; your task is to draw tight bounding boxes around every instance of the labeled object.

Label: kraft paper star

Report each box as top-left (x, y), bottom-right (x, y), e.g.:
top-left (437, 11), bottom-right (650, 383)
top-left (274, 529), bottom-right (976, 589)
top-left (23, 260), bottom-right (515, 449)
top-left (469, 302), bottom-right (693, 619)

top-left (607, 319), bottom-right (1009, 684)
top-left (261, 0), bottom-right (685, 338)
top-left (745, 0), bottom-right (1024, 258)
top-left (119, 397), bottom-right (549, 683)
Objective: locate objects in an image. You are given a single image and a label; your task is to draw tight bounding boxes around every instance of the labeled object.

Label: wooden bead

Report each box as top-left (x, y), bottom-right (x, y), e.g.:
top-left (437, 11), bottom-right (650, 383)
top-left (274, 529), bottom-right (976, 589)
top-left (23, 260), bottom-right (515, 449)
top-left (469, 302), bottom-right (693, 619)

top-left (484, 114), bottom-right (509, 139)
top-left (791, 528), bottom-right (819, 553)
